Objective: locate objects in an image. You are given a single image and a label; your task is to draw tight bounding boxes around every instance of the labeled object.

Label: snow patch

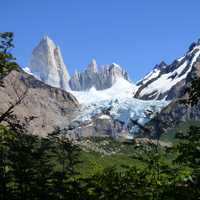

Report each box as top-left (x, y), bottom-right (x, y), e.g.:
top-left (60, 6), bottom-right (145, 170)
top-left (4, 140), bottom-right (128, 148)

top-left (139, 68), bottom-right (161, 85)
top-left (98, 115), bottom-right (111, 120)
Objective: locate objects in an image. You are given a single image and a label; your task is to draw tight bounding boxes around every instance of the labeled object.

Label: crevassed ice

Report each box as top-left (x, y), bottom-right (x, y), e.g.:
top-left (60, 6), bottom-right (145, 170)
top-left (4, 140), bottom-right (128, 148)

top-left (71, 78), bottom-right (169, 131)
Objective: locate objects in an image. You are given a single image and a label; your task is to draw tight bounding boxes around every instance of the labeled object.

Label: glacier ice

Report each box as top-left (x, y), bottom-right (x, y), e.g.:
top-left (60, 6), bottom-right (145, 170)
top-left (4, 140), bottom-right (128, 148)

top-left (71, 78), bottom-right (169, 134)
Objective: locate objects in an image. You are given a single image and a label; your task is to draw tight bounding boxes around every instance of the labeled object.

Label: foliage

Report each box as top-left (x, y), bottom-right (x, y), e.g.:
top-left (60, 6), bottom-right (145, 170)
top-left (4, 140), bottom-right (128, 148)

top-left (0, 32), bottom-right (28, 126)
top-left (174, 125), bottom-right (200, 199)
top-left (0, 32), bottom-right (19, 82)
top-left (0, 125), bottom-right (16, 200)
top-left (0, 125), bottom-right (197, 200)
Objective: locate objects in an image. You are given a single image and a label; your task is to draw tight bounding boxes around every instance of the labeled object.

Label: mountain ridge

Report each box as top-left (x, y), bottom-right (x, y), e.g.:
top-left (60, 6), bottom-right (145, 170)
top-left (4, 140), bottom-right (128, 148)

top-left (25, 36), bottom-right (131, 92)
top-left (25, 36), bottom-right (200, 102)
top-left (135, 40), bottom-right (200, 100)
top-left (69, 60), bottom-right (130, 91)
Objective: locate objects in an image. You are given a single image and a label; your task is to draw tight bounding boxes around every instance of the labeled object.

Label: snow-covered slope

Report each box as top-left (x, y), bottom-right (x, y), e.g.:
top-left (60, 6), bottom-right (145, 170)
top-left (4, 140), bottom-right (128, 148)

top-left (71, 78), bottom-right (136, 104)
top-left (24, 36), bottom-right (71, 90)
top-left (70, 78), bottom-right (169, 137)
top-left (135, 40), bottom-right (200, 100)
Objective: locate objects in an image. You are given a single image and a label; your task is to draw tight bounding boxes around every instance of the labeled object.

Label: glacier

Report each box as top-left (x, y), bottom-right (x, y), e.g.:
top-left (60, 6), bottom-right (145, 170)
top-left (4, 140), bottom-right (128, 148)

top-left (71, 78), bottom-right (169, 136)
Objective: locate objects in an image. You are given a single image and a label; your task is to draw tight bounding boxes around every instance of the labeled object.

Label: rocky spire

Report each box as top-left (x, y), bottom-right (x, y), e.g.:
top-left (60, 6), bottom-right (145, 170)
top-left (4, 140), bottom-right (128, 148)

top-left (87, 58), bottom-right (98, 73)
top-left (153, 61), bottom-right (167, 70)
top-left (69, 60), bottom-right (129, 91)
top-left (28, 36), bottom-right (71, 90)
top-left (74, 69), bottom-right (79, 77)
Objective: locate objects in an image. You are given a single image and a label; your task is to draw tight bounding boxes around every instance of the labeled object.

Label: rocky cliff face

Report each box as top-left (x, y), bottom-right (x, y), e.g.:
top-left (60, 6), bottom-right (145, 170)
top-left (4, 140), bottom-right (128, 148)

top-left (135, 40), bottom-right (200, 100)
top-left (0, 70), bottom-right (79, 136)
top-left (69, 59), bottom-right (129, 91)
top-left (132, 40), bottom-right (200, 138)
top-left (138, 98), bottom-right (200, 139)
top-left (67, 114), bottom-right (126, 139)
top-left (26, 36), bottom-right (71, 90)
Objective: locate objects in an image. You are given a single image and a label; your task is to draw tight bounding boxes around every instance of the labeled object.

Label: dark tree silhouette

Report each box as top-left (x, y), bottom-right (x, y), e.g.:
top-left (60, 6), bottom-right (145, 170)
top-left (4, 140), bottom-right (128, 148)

top-left (0, 32), bottom-right (18, 84)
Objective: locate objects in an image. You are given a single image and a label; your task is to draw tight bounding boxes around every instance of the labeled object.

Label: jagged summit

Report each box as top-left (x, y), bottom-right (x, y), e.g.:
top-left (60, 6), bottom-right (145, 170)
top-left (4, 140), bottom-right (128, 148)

top-left (74, 69), bottom-right (79, 77)
top-left (41, 35), bottom-right (53, 44)
top-left (111, 62), bottom-right (122, 68)
top-left (135, 38), bottom-right (200, 100)
top-left (187, 39), bottom-right (200, 52)
top-left (25, 35), bottom-right (200, 101)
top-left (26, 36), bottom-right (71, 90)
top-left (69, 59), bottom-right (130, 91)
top-left (87, 58), bottom-right (98, 73)
top-left (24, 35), bottom-right (131, 92)
top-left (153, 61), bottom-right (167, 70)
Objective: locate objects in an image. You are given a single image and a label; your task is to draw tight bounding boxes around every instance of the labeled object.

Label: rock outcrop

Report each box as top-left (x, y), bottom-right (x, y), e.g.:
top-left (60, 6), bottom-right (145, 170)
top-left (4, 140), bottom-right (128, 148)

top-left (67, 114), bottom-right (127, 139)
top-left (138, 98), bottom-right (200, 139)
top-left (0, 70), bottom-right (79, 136)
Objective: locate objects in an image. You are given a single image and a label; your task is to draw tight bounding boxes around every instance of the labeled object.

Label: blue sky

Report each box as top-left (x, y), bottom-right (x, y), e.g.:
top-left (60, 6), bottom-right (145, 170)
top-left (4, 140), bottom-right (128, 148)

top-left (1, 0), bottom-right (200, 81)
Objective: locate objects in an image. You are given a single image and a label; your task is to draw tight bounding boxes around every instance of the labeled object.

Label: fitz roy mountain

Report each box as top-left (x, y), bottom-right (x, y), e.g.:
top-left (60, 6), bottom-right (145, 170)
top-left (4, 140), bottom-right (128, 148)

top-left (20, 36), bottom-right (200, 138)
top-left (26, 36), bottom-right (129, 92)
top-left (26, 36), bottom-right (71, 90)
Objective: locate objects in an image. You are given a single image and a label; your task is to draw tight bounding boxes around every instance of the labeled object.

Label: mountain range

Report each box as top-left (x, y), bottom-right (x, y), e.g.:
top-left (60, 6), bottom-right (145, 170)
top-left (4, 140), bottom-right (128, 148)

top-left (5, 36), bottom-right (200, 138)
top-left (25, 36), bottom-right (200, 101)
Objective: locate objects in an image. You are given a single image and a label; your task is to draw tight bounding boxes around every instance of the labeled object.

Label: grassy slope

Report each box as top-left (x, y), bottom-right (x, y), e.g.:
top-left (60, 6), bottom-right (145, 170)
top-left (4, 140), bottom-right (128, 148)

top-left (76, 138), bottom-right (144, 177)
top-left (77, 120), bottom-right (200, 177)
top-left (77, 151), bottom-right (142, 177)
